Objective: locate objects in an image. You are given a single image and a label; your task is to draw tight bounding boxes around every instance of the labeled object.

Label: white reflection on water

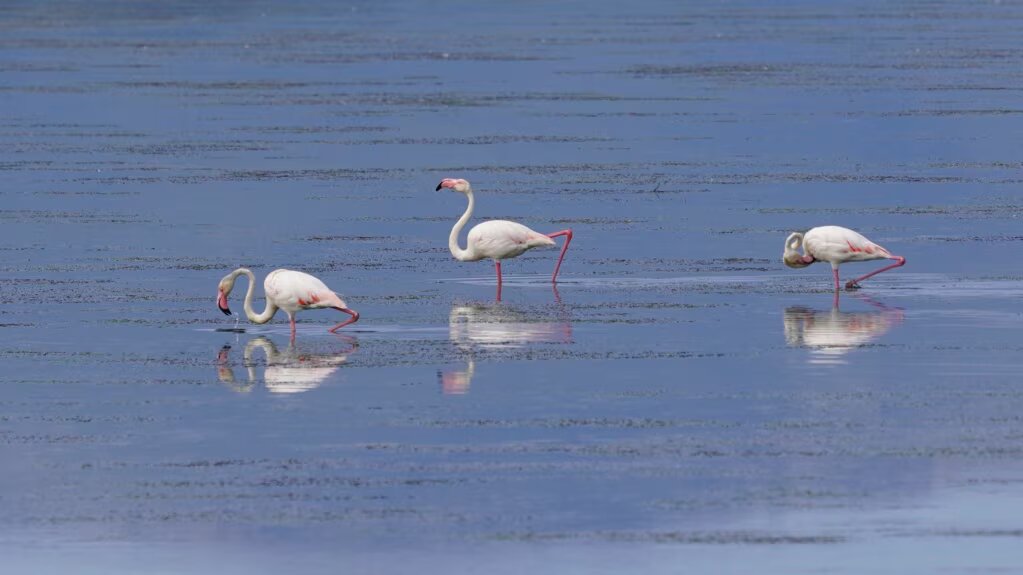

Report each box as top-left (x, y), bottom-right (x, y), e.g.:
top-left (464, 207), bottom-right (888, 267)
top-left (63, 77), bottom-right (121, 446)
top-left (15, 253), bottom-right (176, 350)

top-left (783, 299), bottom-right (904, 366)
top-left (216, 336), bottom-right (357, 394)
top-left (441, 302), bottom-right (573, 394)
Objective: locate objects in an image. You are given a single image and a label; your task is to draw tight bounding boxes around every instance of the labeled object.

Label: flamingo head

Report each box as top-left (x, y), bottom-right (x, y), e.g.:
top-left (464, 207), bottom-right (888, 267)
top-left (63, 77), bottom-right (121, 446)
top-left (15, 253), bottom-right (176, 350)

top-left (216, 274), bottom-right (235, 315)
top-left (783, 232), bottom-right (813, 268)
top-left (436, 178), bottom-right (471, 193)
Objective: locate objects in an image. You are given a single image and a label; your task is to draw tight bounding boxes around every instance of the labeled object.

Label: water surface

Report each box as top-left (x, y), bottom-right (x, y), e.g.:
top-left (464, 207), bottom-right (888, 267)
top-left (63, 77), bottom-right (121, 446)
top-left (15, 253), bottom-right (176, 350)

top-left (3, 1), bottom-right (1023, 573)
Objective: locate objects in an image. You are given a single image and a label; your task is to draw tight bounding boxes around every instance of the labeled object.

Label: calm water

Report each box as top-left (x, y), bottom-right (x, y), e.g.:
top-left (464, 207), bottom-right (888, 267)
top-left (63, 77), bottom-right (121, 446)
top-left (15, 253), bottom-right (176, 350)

top-left (3, 1), bottom-right (1023, 573)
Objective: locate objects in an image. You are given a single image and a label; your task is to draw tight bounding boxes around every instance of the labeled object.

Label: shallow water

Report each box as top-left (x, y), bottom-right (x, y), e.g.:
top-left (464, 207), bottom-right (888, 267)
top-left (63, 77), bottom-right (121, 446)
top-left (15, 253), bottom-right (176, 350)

top-left (3, 0), bottom-right (1023, 573)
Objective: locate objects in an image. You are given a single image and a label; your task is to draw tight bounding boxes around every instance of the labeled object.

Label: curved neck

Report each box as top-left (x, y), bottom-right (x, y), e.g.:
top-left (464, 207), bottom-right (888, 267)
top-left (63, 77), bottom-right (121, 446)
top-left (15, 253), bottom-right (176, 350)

top-left (449, 189), bottom-right (475, 261)
top-left (784, 233), bottom-right (804, 258)
top-left (232, 268), bottom-right (277, 324)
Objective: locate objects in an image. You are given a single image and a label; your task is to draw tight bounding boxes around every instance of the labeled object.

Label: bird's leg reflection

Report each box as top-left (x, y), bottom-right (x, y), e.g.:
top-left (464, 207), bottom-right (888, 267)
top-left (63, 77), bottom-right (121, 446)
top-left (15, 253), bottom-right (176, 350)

top-left (329, 333), bottom-right (359, 355)
top-left (495, 261), bottom-right (503, 302)
top-left (850, 292), bottom-right (901, 312)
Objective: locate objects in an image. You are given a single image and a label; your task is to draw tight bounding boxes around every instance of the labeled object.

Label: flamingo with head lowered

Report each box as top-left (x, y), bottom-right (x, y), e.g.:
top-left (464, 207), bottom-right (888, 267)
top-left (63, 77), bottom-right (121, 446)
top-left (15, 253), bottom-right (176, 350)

top-left (216, 268), bottom-right (359, 340)
top-left (783, 225), bottom-right (906, 291)
top-left (436, 178), bottom-right (573, 295)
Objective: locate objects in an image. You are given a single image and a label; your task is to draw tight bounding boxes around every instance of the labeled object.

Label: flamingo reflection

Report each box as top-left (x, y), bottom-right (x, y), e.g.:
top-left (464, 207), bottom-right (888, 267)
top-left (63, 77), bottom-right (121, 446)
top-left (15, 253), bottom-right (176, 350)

top-left (441, 302), bottom-right (572, 394)
top-left (783, 298), bottom-right (904, 365)
top-left (216, 336), bottom-right (357, 394)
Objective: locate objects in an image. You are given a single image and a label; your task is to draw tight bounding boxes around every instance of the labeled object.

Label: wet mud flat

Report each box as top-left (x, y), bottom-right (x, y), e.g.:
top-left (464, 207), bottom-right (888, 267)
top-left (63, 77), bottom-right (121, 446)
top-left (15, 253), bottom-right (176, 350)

top-left (4, 0), bottom-right (1023, 573)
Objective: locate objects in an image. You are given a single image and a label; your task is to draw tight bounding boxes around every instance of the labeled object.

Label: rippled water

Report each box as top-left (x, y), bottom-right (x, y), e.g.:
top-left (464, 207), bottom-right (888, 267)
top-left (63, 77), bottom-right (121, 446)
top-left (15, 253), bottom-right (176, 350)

top-left (4, 0), bottom-right (1023, 573)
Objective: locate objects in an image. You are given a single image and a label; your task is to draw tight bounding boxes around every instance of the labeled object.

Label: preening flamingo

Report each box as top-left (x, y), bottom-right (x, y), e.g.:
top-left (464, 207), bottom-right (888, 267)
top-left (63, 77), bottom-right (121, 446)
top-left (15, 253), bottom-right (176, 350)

top-left (216, 268), bottom-right (359, 339)
top-left (436, 178), bottom-right (573, 294)
top-left (783, 225), bottom-right (906, 291)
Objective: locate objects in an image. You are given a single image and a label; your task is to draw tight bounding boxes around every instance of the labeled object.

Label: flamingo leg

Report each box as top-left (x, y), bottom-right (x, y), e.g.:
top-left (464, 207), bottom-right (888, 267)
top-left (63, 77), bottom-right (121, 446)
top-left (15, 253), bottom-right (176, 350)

top-left (329, 307), bottom-right (360, 332)
top-left (288, 313), bottom-right (297, 342)
top-left (495, 260), bottom-right (503, 301)
top-left (832, 268), bottom-right (841, 292)
top-left (546, 229), bottom-right (573, 283)
top-left (845, 256), bottom-right (906, 290)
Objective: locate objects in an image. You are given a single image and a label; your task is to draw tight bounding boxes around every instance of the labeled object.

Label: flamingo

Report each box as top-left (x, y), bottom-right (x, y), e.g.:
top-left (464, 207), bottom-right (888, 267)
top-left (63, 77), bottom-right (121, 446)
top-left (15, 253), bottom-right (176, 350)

top-left (783, 225), bottom-right (906, 291)
top-left (216, 268), bottom-right (359, 339)
top-left (436, 178), bottom-right (573, 295)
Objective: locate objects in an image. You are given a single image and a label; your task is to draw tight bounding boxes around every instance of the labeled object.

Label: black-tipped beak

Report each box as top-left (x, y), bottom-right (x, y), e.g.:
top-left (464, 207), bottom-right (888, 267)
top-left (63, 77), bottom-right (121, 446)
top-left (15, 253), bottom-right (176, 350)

top-left (217, 290), bottom-right (231, 315)
top-left (435, 182), bottom-right (444, 191)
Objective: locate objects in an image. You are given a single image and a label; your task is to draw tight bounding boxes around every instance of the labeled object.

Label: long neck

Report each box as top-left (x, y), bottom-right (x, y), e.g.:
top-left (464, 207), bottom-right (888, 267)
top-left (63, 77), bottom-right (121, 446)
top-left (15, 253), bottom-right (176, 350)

top-left (234, 268), bottom-right (277, 324)
top-left (449, 190), bottom-right (475, 261)
top-left (785, 233), bottom-right (804, 258)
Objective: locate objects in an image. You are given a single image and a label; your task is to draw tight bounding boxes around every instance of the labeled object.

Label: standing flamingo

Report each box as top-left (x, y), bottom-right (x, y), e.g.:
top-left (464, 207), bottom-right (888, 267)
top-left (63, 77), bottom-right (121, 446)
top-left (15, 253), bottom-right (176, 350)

top-left (783, 226), bottom-right (906, 291)
top-left (436, 178), bottom-right (573, 295)
top-left (216, 268), bottom-right (359, 339)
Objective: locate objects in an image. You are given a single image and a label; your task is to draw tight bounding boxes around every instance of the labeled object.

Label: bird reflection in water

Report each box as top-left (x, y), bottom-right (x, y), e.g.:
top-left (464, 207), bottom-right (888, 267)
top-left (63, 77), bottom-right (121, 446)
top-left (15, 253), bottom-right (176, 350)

top-left (440, 291), bottom-right (572, 394)
top-left (783, 296), bottom-right (904, 365)
top-left (216, 336), bottom-right (357, 394)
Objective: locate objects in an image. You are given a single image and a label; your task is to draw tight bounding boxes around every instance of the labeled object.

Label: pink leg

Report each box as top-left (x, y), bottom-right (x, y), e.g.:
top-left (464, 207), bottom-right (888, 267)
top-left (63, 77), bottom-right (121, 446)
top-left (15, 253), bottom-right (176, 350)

top-left (495, 260), bottom-right (503, 301)
top-left (832, 268), bottom-right (841, 292)
top-left (845, 256), bottom-right (906, 290)
top-left (329, 307), bottom-right (360, 332)
top-left (546, 229), bottom-right (573, 283)
top-left (289, 314), bottom-right (297, 342)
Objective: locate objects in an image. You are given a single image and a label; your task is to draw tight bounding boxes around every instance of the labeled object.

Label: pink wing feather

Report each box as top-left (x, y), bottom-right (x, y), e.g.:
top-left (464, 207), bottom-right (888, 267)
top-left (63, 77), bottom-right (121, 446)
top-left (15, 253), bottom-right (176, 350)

top-left (265, 269), bottom-right (347, 311)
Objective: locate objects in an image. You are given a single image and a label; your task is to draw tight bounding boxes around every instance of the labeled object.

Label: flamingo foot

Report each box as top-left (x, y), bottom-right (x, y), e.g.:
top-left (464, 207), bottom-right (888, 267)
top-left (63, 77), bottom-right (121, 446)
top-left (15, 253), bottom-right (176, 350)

top-left (845, 281), bottom-right (861, 290)
top-left (329, 308), bottom-right (360, 332)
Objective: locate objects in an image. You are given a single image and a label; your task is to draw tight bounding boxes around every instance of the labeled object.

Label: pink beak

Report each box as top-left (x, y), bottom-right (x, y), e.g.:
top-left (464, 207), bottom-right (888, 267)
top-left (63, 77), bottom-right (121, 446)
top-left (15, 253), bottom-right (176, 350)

top-left (217, 290), bottom-right (231, 315)
top-left (435, 178), bottom-right (456, 191)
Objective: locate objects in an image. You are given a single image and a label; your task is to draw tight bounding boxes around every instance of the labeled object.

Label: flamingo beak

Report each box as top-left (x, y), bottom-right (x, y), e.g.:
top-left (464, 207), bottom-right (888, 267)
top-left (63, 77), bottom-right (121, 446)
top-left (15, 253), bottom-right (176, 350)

top-left (436, 179), bottom-right (455, 191)
top-left (217, 290), bottom-right (231, 315)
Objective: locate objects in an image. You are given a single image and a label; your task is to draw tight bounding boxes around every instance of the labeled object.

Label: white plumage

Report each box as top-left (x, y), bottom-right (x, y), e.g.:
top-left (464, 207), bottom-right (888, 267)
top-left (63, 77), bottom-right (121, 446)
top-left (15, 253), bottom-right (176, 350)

top-left (216, 268), bottom-right (359, 339)
top-left (436, 178), bottom-right (573, 296)
top-left (465, 220), bottom-right (556, 261)
top-left (263, 269), bottom-right (347, 313)
top-left (783, 225), bottom-right (905, 290)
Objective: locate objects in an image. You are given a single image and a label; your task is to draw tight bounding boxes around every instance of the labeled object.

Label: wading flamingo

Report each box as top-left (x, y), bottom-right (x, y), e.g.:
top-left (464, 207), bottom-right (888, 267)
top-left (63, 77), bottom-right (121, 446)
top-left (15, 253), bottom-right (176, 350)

top-left (783, 226), bottom-right (906, 291)
top-left (216, 268), bottom-right (359, 339)
top-left (436, 178), bottom-right (573, 295)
